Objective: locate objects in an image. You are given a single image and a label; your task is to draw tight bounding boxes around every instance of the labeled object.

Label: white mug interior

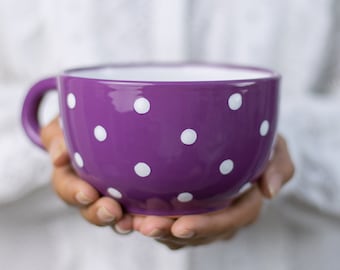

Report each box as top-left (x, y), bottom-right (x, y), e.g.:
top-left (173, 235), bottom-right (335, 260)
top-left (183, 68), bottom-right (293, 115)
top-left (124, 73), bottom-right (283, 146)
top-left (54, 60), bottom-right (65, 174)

top-left (65, 64), bottom-right (275, 82)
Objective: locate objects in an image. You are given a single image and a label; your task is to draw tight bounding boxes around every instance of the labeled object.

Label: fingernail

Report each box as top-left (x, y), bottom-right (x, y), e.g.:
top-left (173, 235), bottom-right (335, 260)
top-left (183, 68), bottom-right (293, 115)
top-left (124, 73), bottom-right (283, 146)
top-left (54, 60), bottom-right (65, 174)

top-left (75, 192), bottom-right (94, 205)
top-left (176, 231), bottom-right (194, 239)
top-left (49, 139), bottom-right (64, 163)
top-left (268, 174), bottom-right (283, 198)
top-left (97, 207), bottom-right (115, 223)
top-left (114, 224), bottom-right (132, 235)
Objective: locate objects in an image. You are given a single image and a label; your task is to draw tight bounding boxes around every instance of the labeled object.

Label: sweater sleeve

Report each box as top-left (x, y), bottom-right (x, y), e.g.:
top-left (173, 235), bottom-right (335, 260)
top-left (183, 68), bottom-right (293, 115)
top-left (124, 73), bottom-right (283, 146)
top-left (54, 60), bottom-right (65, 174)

top-left (278, 93), bottom-right (340, 217)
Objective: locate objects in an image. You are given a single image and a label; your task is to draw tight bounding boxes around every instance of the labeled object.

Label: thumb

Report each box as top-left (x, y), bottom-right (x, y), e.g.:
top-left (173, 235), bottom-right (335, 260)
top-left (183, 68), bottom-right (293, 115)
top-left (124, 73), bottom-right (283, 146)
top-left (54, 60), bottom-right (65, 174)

top-left (40, 117), bottom-right (69, 166)
top-left (259, 135), bottom-right (295, 199)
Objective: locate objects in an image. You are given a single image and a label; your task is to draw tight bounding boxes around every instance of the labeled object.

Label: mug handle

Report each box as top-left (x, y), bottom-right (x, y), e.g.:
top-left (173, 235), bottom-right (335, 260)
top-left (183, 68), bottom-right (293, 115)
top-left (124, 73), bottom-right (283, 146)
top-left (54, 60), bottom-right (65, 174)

top-left (21, 77), bottom-right (57, 150)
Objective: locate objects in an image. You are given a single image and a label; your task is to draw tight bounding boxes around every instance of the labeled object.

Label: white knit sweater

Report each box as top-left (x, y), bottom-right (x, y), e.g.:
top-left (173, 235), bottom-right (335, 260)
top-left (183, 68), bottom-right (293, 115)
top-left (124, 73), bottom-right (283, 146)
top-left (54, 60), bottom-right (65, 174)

top-left (0, 0), bottom-right (339, 269)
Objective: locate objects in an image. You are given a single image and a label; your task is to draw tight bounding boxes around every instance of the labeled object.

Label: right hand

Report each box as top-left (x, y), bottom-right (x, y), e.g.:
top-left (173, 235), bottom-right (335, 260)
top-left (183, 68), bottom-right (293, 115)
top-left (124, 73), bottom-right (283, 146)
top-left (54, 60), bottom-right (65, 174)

top-left (41, 118), bottom-right (134, 234)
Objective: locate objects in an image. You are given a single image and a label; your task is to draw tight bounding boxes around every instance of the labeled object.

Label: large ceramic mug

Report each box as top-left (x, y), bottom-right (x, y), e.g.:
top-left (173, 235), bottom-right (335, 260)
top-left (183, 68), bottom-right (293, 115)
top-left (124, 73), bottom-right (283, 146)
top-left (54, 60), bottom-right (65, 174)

top-left (21, 63), bottom-right (280, 216)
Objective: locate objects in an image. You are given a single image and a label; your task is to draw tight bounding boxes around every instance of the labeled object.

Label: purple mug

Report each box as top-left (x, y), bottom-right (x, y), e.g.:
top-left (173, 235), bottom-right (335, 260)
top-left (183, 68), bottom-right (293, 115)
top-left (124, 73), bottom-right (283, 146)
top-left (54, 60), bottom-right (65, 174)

top-left (21, 63), bottom-right (280, 216)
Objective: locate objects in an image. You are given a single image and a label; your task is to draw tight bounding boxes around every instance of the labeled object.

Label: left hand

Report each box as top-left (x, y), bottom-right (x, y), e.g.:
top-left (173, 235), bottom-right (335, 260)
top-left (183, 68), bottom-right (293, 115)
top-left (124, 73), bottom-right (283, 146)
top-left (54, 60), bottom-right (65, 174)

top-left (132, 135), bottom-right (294, 249)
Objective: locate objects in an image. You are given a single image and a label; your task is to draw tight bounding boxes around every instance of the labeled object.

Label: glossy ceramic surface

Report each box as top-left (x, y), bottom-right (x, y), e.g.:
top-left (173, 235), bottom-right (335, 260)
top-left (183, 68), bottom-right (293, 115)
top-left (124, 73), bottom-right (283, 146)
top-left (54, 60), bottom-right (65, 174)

top-left (22, 63), bottom-right (280, 215)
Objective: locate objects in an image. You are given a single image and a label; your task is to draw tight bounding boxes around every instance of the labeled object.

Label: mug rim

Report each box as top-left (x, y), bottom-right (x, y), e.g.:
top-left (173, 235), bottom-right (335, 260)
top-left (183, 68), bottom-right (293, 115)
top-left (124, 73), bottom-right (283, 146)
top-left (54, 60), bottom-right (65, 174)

top-left (60, 62), bottom-right (281, 85)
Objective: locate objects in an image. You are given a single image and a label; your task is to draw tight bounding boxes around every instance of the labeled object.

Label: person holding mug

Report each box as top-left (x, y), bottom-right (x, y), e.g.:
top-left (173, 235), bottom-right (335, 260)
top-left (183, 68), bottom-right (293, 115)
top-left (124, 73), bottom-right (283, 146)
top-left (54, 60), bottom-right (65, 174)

top-left (0, 0), bottom-right (339, 269)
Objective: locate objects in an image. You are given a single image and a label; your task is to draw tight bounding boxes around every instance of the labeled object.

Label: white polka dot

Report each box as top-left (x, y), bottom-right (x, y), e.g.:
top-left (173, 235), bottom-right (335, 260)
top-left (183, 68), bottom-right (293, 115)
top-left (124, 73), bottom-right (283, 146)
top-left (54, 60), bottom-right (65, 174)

top-left (94, 125), bottom-right (107, 142)
top-left (134, 97), bottom-right (150, 114)
top-left (74, 152), bottom-right (84, 168)
top-left (260, 120), bottom-right (270, 136)
top-left (67, 93), bottom-right (76, 109)
top-left (177, 192), bottom-right (193, 203)
top-left (180, 129), bottom-right (197, 145)
top-left (134, 162), bottom-right (151, 177)
top-left (228, 93), bottom-right (242, 110)
top-left (107, 187), bottom-right (123, 199)
top-left (219, 159), bottom-right (234, 175)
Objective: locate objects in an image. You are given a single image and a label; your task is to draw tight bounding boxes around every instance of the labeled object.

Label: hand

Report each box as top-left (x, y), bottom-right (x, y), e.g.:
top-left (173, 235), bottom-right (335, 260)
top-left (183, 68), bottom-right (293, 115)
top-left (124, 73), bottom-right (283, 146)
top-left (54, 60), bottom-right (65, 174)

top-left (41, 119), bottom-right (294, 248)
top-left (133, 186), bottom-right (262, 249)
top-left (41, 118), bottom-right (134, 233)
top-left (132, 135), bottom-right (295, 249)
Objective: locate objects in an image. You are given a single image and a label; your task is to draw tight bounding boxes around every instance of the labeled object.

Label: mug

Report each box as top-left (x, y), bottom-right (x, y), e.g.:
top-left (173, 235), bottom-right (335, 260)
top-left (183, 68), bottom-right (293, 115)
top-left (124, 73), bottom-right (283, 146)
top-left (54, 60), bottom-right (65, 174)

top-left (21, 63), bottom-right (280, 215)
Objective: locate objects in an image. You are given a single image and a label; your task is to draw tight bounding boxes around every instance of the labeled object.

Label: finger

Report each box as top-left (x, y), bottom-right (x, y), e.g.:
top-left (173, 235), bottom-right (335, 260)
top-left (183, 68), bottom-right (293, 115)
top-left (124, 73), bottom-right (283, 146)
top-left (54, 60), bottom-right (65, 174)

top-left (259, 135), bottom-right (295, 198)
top-left (40, 117), bottom-right (69, 166)
top-left (229, 186), bottom-right (263, 227)
top-left (137, 216), bottom-right (175, 238)
top-left (155, 226), bottom-right (236, 248)
top-left (52, 165), bottom-right (99, 206)
top-left (221, 230), bottom-right (237, 241)
top-left (171, 187), bottom-right (263, 239)
top-left (132, 215), bottom-right (146, 231)
top-left (80, 197), bottom-right (123, 226)
top-left (113, 214), bottom-right (134, 235)
top-left (157, 232), bottom-right (230, 248)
